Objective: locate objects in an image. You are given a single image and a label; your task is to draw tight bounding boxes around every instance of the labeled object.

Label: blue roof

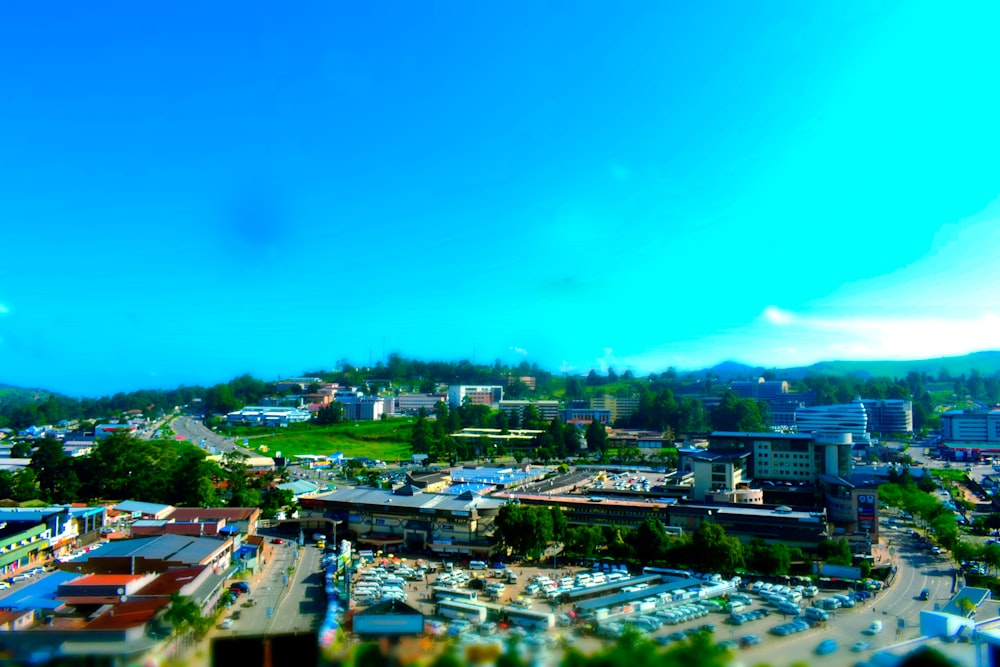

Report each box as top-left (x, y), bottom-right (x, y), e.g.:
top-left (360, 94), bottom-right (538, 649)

top-left (0, 570), bottom-right (80, 611)
top-left (442, 483), bottom-right (494, 496)
top-left (114, 500), bottom-right (173, 516)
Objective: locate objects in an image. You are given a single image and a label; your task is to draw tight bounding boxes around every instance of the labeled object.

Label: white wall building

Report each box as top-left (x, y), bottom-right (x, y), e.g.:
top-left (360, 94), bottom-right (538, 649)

top-left (794, 397), bottom-right (870, 444)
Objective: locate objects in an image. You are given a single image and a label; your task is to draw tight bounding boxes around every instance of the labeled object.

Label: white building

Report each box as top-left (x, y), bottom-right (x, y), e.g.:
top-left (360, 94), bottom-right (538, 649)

top-left (447, 385), bottom-right (504, 409)
top-left (794, 397), bottom-right (870, 444)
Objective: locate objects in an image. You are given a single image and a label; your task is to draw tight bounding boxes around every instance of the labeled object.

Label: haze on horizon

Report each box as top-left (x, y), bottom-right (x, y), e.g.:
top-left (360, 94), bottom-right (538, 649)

top-left (3, 2), bottom-right (1000, 398)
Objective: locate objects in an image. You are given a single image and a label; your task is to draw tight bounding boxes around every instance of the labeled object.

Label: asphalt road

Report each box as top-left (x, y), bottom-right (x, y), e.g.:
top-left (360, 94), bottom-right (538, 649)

top-left (171, 416), bottom-right (253, 456)
top-left (735, 531), bottom-right (958, 667)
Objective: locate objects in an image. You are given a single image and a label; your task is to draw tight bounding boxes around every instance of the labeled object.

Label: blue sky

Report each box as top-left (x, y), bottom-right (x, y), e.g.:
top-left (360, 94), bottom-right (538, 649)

top-left (3, 2), bottom-right (1000, 397)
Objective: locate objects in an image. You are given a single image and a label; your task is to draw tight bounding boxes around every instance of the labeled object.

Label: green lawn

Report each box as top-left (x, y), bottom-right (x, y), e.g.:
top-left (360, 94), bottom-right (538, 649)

top-left (237, 418), bottom-right (415, 461)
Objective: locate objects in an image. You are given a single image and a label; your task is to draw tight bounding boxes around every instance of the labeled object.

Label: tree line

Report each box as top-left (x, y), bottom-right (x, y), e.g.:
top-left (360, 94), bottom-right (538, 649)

top-left (3, 433), bottom-right (293, 517)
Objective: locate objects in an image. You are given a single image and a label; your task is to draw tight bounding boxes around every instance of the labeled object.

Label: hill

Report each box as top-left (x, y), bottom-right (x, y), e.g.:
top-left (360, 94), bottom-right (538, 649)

top-left (795, 351), bottom-right (1000, 380)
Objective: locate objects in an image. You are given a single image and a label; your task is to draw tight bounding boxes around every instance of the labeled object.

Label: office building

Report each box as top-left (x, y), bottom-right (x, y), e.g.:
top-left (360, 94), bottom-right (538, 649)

top-left (448, 385), bottom-right (504, 409)
top-left (794, 397), bottom-right (870, 444)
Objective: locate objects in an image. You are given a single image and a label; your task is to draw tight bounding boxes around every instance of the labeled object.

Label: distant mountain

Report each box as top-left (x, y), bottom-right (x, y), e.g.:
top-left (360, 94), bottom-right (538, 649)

top-left (695, 351), bottom-right (1000, 382)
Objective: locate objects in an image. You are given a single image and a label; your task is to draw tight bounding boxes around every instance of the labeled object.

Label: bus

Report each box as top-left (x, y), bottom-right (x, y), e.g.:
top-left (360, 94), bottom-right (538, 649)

top-left (504, 606), bottom-right (554, 630)
top-left (437, 600), bottom-right (487, 623)
top-left (434, 586), bottom-right (478, 602)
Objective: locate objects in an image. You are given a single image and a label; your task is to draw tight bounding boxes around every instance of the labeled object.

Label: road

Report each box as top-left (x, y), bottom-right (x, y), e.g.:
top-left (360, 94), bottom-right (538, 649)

top-left (735, 530), bottom-right (958, 666)
top-left (171, 415), bottom-right (253, 456)
top-left (184, 540), bottom-right (326, 667)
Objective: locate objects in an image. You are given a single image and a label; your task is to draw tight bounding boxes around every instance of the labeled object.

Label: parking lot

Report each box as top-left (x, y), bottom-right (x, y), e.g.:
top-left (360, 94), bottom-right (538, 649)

top-left (343, 551), bottom-right (901, 664)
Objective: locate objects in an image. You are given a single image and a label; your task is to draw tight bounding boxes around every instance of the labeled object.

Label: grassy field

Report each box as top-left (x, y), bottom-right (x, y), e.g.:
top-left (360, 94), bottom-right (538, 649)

top-left (237, 419), bottom-right (415, 461)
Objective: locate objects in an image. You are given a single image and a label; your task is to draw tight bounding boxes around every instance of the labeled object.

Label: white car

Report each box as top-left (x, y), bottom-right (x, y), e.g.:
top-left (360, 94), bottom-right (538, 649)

top-left (0, 582), bottom-right (10, 590)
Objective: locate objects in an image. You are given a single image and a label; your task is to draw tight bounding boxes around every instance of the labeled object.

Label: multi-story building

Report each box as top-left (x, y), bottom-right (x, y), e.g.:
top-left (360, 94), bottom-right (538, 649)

top-left (335, 395), bottom-right (392, 421)
top-left (942, 409), bottom-right (1000, 444)
top-left (794, 397), bottom-right (870, 444)
top-left (448, 385), bottom-right (504, 409)
top-left (300, 485), bottom-right (505, 556)
top-left (590, 395), bottom-right (641, 423)
top-left (861, 399), bottom-right (913, 434)
top-left (499, 400), bottom-right (560, 422)
top-left (707, 431), bottom-right (854, 482)
top-left (730, 379), bottom-right (790, 401)
top-left (558, 408), bottom-right (611, 425)
top-left (395, 393), bottom-right (448, 415)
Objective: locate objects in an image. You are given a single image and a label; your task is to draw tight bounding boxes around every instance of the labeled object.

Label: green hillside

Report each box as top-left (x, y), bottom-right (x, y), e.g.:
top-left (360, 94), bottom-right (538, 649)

top-left (802, 351), bottom-right (1000, 379)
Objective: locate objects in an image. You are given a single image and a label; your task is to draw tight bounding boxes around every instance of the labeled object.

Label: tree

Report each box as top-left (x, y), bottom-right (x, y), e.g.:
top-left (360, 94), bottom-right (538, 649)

top-left (10, 441), bottom-right (32, 458)
top-left (710, 390), bottom-right (766, 432)
top-left (169, 449), bottom-right (220, 507)
top-left (692, 520), bottom-right (743, 574)
top-left (315, 403), bottom-right (345, 425)
top-left (585, 420), bottom-right (608, 455)
top-left (11, 468), bottom-right (38, 501)
top-left (30, 438), bottom-right (77, 503)
top-left (636, 518), bottom-right (671, 563)
top-left (410, 415), bottom-right (433, 454)
top-left (163, 592), bottom-right (201, 655)
top-left (745, 537), bottom-right (791, 575)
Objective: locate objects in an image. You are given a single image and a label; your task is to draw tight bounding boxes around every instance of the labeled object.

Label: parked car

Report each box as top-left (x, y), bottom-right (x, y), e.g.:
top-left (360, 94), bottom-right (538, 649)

top-left (816, 639), bottom-right (838, 655)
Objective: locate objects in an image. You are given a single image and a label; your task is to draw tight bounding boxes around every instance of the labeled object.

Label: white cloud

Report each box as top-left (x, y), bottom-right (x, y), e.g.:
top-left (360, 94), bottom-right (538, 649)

top-left (757, 307), bottom-right (1000, 362)
top-left (509, 346), bottom-right (528, 356)
top-left (0, 303), bottom-right (8, 315)
top-left (762, 305), bottom-right (794, 325)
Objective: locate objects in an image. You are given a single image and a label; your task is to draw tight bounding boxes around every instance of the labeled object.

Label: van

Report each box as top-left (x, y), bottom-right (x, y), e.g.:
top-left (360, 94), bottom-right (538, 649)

top-left (470, 561), bottom-right (488, 571)
top-left (833, 594), bottom-right (855, 608)
top-left (505, 570), bottom-right (518, 585)
top-left (804, 607), bottom-right (830, 622)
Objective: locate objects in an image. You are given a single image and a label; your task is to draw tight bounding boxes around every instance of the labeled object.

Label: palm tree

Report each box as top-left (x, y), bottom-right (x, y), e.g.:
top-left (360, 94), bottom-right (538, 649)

top-left (163, 592), bottom-right (201, 658)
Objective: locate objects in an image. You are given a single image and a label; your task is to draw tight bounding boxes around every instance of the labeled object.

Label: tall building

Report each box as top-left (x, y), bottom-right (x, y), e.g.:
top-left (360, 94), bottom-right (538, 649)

top-left (590, 395), bottom-right (641, 422)
top-left (730, 378), bottom-right (790, 401)
top-left (794, 397), bottom-right (870, 444)
top-left (861, 399), bottom-right (913, 434)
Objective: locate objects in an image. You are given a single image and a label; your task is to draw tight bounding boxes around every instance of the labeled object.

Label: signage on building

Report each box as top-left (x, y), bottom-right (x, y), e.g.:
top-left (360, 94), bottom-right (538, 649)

top-left (857, 493), bottom-right (876, 533)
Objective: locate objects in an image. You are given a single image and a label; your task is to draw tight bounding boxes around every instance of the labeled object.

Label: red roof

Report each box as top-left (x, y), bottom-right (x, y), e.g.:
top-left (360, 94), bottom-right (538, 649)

top-left (65, 574), bottom-right (143, 586)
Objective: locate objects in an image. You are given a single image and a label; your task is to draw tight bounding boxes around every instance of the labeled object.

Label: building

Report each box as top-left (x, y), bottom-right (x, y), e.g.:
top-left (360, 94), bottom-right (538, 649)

top-left (0, 535), bottom-right (242, 665)
top-left (708, 431), bottom-right (855, 482)
top-left (506, 376), bottom-right (537, 391)
top-left (499, 400), bottom-right (560, 422)
top-left (336, 395), bottom-right (389, 421)
top-left (730, 379), bottom-right (790, 401)
top-left (224, 406), bottom-right (312, 426)
top-left (590, 395), bottom-right (641, 423)
top-left (395, 393), bottom-right (448, 415)
top-left (93, 423), bottom-right (139, 439)
top-left (679, 451), bottom-right (753, 502)
top-left (448, 385), bottom-right (504, 409)
top-left (794, 397), bottom-right (870, 444)
top-left (941, 409), bottom-right (1000, 446)
top-left (558, 408), bottom-right (611, 425)
top-left (861, 399), bottom-right (913, 434)
top-left (300, 485), bottom-right (506, 556)
top-left (0, 506), bottom-right (106, 575)
top-left (666, 503), bottom-right (831, 550)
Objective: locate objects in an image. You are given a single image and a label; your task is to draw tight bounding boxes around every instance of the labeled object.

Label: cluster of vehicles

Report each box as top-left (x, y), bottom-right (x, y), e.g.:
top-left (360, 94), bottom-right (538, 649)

top-left (595, 472), bottom-right (652, 492)
top-left (526, 565), bottom-right (632, 602)
top-left (354, 568), bottom-right (415, 605)
top-left (3, 565), bottom-right (46, 586)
